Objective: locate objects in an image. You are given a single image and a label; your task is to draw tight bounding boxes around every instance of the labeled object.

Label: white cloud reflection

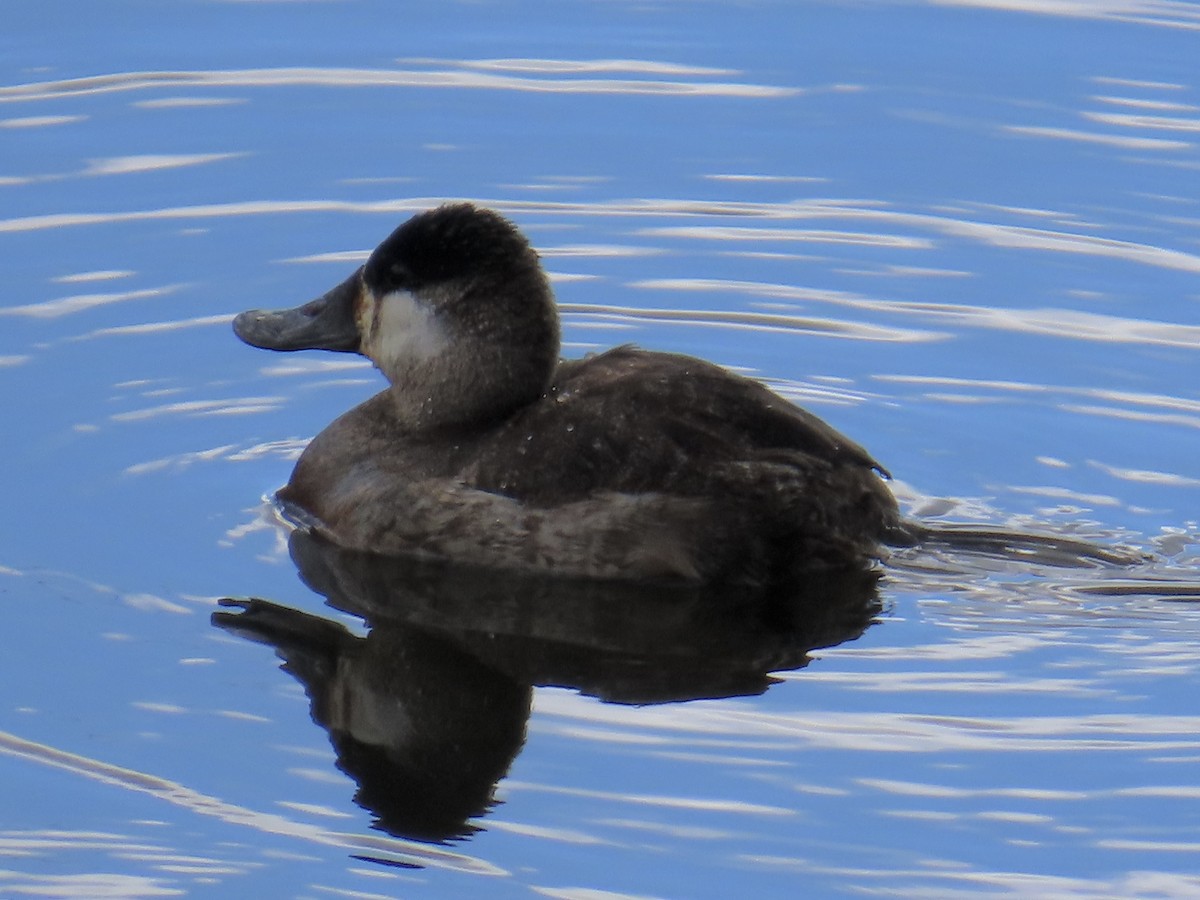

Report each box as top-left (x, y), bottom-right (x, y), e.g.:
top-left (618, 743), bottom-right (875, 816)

top-left (1, 285), bottom-right (183, 319)
top-left (447, 57), bottom-right (733, 76)
top-left (563, 297), bottom-right (943, 344)
top-left (133, 96), bottom-right (246, 109)
top-left (486, 820), bottom-right (609, 846)
top-left (930, 0), bottom-right (1200, 31)
top-left (258, 357), bottom-right (372, 377)
top-left (503, 779), bottom-right (794, 818)
top-left (635, 277), bottom-right (1200, 349)
top-left (111, 397), bottom-right (285, 423)
top-left (740, 855), bottom-right (1200, 898)
top-left (875, 377), bottom-right (1200, 437)
top-left (532, 887), bottom-right (663, 900)
top-left (125, 438), bottom-right (307, 476)
top-left (534, 690), bottom-right (1200, 755)
top-left (124, 444), bottom-right (240, 476)
top-left (640, 225), bottom-right (935, 249)
top-left (0, 114), bottom-right (86, 128)
top-left (1088, 460), bottom-right (1200, 487)
top-left (1008, 484), bottom-right (1123, 507)
top-left (1063, 404), bottom-right (1200, 430)
top-left (1096, 839), bottom-right (1200, 852)
top-left (0, 869), bottom-right (181, 899)
top-left (80, 313), bottom-right (235, 340)
top-left (0, 729), bottom-right (506, 876)
top-left (53, 269), bottom-right (135, 284)
top-left (540, 244), bottom-right (665, 259)
top-left (859, 778), bottom-right (1087, 801)
top-left (281, 250), bottom-right (371, 265)
top-left (798, 670), bottom-right (1104, 696)
top-left (83, 153), bottom-right (247, 176)
top-left (1084, 110), bottom-right (1200, 133)
top-left (1093, 76), bottom-right (1187, 90)
top-left (1003, 124), bottom-right (1190, 151)
top-left (0, 62), bottom-right (798, 103)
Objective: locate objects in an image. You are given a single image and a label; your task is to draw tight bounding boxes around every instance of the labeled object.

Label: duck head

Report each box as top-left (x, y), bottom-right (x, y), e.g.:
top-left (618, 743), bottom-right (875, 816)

top-left (234, 203), bottom-right (561, 429)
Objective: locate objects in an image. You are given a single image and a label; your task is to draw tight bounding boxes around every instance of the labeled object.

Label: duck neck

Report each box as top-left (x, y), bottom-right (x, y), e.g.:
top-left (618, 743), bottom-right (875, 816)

top-left (383, 335), bottom-right (557, 433)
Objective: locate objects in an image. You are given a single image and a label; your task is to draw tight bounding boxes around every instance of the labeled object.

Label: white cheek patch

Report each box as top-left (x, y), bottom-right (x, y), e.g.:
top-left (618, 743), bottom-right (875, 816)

top-left (371, 289), bottom-right (449, 371)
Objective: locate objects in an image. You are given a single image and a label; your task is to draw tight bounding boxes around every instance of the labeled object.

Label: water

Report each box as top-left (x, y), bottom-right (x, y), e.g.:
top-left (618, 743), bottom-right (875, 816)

top-left (3, 1), bottom-right (1199, 896)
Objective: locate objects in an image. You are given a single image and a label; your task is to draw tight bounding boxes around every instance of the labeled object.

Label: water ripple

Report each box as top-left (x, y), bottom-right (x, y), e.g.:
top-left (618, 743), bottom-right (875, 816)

top-left (0, 730), bottom-right (507, 877)
top-left (0, 63), bottom-right (799, 103)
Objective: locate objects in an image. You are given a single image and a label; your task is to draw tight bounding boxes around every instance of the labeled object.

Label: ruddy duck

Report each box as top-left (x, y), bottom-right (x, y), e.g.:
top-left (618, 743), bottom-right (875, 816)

top-left (234, 203), bottom-right (906, 583)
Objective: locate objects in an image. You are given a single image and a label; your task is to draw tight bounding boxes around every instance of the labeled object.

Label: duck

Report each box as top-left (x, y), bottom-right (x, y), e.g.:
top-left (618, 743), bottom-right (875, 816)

top-left (233, 203), bottom-right (907, 584)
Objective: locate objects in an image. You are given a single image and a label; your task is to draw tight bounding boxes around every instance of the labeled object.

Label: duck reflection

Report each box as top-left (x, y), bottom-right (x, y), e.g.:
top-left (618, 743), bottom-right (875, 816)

top-left (213, 529), bottom-right (882, 843)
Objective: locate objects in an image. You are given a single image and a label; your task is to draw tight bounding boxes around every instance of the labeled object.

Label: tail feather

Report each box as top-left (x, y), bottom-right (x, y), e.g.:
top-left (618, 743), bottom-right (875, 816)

top-left (889, 521), bottom-right (1147, 568)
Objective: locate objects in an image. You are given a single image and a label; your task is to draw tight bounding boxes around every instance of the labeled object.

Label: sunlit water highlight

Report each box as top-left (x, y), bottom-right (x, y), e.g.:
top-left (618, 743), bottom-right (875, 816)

top-left (2, 1), bottom-right (1198, 897)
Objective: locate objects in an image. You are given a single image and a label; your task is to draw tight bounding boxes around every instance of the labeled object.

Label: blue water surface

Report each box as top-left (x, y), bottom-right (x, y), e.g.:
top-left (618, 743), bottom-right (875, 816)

top-left (2, 1), bottom-right (1199, 897)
